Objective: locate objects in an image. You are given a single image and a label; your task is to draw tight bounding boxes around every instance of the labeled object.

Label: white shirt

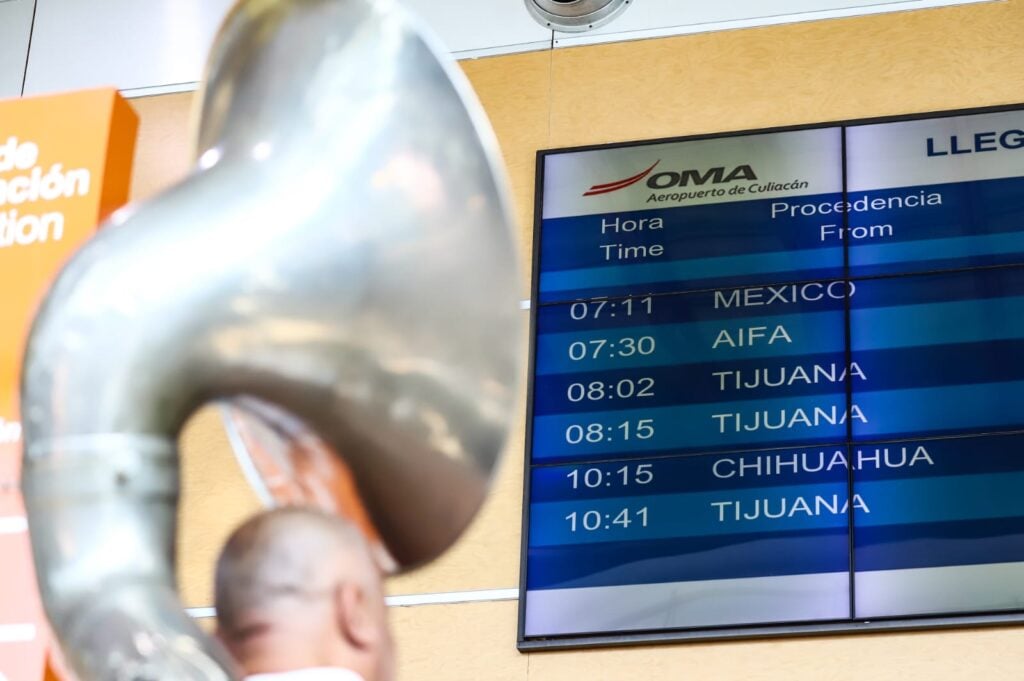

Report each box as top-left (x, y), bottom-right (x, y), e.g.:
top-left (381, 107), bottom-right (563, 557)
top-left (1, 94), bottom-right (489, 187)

top-left (247, 669), bottom-right (366, 681)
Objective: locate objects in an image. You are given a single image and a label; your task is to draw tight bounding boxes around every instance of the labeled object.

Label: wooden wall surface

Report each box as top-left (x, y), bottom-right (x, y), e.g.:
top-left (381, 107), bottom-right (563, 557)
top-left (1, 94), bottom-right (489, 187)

top-left (125, 1), bottom-right (1024, 677)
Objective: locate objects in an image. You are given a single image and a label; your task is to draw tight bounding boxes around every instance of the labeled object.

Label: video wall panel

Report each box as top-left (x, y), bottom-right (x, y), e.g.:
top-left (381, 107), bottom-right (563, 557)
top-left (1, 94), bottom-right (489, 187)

top-left (521, 106), bottom-right (1024, 648)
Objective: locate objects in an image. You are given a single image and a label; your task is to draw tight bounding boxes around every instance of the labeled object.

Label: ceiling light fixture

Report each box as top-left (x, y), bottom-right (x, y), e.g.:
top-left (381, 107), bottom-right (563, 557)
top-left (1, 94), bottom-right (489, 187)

top-left (525, 0), bottom-right (632, 33)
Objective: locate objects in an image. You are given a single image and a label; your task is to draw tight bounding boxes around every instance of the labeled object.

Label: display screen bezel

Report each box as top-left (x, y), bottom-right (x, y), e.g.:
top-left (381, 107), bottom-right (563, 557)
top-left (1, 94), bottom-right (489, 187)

top-left (519, 102), bottom-right (1024, 651)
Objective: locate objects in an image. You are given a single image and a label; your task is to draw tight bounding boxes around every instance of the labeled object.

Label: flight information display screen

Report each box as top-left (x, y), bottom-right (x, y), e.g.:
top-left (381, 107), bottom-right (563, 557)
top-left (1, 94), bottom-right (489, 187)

top-left (520, 106), bottom-right (1024, 648)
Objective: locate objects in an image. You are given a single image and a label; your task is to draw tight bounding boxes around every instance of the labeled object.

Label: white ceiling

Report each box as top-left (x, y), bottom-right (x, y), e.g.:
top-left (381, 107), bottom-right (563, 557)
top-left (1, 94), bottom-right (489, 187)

top-left (23, 0), bottom-right (236, 96)
top-left (2, 0), bottom-right (997, 98)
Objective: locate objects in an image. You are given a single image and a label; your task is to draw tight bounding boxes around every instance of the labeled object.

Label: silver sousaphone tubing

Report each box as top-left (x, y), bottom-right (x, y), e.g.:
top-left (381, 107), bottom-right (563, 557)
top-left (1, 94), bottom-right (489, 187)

top-left (19, 0), bottom-right (522, 678)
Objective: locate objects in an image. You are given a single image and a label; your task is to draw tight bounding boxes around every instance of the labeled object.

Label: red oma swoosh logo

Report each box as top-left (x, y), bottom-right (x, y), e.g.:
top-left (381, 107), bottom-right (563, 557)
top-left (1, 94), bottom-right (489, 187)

top-left (583, 160), bottom-right (660, 197)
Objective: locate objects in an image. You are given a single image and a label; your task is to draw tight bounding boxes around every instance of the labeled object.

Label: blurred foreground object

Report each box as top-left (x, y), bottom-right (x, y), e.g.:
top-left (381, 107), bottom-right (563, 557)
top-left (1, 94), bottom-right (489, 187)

top-left (19, 0), bottom-right (522, 679)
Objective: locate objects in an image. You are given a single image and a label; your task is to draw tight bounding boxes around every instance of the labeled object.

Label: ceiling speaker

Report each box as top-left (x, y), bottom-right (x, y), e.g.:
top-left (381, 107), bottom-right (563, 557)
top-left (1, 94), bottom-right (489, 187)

top-left (525, 0), bottom-right (632, 33)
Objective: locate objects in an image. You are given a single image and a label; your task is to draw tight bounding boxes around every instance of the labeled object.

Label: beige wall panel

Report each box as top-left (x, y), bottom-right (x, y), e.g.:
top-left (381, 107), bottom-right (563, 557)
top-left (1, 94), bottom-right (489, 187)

top-left (548, 0), bottom-right (1024, 148)
top-left (518, 1), bottom-right (1024, 676)
top-left (527, 626), bottom-right (1024, 681)
top-left (130, 11), bottom-right (1024, 680)
top-left (391, 600), bottom-right (525, 681)
top-left (462, 51), bottom-right (553, 292)
top-left (177, 407), bottom-right (262, 607)
top-left (127, 92), bottom-right (195, 201)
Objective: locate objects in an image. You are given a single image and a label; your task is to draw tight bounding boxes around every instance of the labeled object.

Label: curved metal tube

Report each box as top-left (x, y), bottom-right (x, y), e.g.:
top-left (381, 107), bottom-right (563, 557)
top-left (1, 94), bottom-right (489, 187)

top-left (19, 0), bottom-right (522, 678)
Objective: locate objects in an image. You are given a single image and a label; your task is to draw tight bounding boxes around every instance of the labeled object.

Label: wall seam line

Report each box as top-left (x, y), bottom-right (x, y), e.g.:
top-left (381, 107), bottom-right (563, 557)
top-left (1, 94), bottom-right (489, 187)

top-left (19, 0), bottom-right (38, 96)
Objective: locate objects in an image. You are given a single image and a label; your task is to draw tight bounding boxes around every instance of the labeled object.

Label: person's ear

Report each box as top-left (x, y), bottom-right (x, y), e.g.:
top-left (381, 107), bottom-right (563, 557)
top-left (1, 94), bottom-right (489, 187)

top-left (334, 581), bottom-right (379, 650)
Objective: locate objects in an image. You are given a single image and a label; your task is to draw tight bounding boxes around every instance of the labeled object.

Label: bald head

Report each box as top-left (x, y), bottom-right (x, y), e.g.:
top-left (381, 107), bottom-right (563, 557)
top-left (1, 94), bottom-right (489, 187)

top-left (215, 507), bottom-right (394, 681)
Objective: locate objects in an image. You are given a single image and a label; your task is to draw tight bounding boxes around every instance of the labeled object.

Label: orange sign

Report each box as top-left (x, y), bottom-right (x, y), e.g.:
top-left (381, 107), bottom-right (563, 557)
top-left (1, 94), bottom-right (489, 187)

top-left (0, 88), bottom-right (138, 681)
